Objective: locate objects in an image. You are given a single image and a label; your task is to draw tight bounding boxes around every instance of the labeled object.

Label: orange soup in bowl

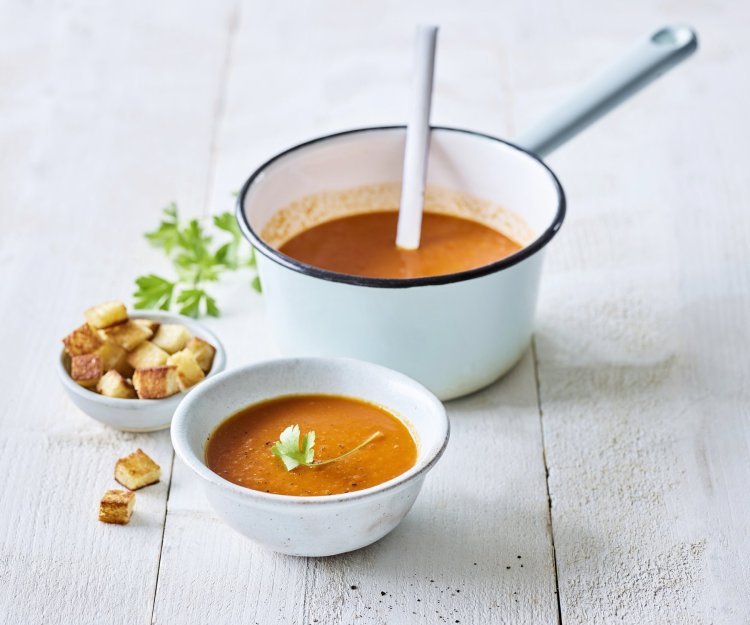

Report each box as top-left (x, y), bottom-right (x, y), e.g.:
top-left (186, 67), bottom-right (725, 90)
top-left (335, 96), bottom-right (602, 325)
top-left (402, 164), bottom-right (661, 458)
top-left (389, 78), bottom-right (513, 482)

top-left (205, 394), bottom-right (417, 496)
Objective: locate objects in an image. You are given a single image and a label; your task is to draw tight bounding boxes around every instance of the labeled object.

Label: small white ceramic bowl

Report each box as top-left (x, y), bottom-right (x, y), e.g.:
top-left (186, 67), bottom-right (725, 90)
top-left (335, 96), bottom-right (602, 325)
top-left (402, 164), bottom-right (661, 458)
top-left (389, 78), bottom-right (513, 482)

top-left (58, 310), bottom-right (226, 432)
top-left (171, 357), bottom-right (449, 557)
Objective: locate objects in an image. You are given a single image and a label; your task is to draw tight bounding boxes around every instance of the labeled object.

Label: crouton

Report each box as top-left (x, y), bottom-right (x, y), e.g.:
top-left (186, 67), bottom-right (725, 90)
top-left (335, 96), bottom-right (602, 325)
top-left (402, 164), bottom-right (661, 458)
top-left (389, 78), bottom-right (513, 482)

top-left (84, 300), bottom-right (128, 329)
top-left (126, 341), bottom-right (168, 369)
top-left (151, 324), bottom-right (191, 354)
top-left (185, 336), bottom-right (216, 372)
top-left (98, 489), bottom-right (135, 524)
top-left (96, 370), bottom-right (137, 399)
top-left (133, 318), bottom-right (160, 334)
top-left (132, 366), bottom-right (180, 399)
top-left (114, 449), bottom-right (161, 490)
top-left (167, 348), bottom-right (205, 390)
top-left (101, 320), bottom-right (152, 351)
top-left (62, 323), bottom-right (103, 357)
top-left (70, 354), bottom-right (102, 387)
top-left (95, 341), bottom-right (133, 377)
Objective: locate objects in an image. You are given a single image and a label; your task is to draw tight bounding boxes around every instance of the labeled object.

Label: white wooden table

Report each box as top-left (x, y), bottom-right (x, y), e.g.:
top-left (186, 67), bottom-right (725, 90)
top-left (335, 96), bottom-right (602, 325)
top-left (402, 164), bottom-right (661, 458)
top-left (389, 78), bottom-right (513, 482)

top-left (2, 1), bottom-right (748, 623)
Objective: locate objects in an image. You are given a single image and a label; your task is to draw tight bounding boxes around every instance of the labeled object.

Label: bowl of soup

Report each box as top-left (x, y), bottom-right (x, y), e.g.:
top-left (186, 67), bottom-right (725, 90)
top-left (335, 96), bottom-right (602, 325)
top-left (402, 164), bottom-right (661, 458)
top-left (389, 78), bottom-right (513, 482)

top-left (171, 356), bottom-right (449, 556)
top-left (236, 126), bottom-right (565, 400)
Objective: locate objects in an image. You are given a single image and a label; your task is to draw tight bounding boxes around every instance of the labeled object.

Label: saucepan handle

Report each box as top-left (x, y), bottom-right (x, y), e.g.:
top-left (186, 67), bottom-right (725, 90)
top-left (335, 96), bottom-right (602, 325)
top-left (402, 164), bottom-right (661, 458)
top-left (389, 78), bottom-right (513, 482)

top-left (515, 25), bottom-right (698, 157)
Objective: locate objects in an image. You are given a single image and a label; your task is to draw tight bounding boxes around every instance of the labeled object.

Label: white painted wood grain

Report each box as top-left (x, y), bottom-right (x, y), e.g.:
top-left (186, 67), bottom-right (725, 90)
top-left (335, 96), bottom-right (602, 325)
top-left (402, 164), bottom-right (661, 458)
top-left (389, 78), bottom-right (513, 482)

top-left (3, 0), bottom-right (749, 623)
top-left (0, 1), bottom-right (236, 623)
top-left (508, 2), bottom-right (750, 623)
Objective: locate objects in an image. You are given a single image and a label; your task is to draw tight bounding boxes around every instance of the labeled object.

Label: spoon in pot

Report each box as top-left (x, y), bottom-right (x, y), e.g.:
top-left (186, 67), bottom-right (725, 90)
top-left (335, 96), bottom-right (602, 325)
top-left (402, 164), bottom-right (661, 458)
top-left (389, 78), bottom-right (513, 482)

top-left (396, 25), bottom-right (438, 250)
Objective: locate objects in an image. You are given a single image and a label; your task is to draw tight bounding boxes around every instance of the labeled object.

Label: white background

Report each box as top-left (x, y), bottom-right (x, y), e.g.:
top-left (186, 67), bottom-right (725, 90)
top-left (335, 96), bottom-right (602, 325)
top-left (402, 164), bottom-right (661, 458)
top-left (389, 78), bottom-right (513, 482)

top-left (1, 1), bottom-right (747, 623)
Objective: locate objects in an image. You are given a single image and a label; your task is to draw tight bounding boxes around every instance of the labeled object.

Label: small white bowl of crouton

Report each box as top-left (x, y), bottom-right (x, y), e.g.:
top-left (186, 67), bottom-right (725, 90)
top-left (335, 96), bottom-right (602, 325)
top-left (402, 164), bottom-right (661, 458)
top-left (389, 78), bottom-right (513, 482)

top-left (58, 302), bottom-right (226, 432)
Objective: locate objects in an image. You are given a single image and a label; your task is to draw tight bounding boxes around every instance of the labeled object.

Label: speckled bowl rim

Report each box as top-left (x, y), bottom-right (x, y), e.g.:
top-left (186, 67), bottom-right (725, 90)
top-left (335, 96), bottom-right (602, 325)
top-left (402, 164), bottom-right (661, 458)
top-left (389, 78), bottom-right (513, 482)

top-left (171, 356), bottom-right (450, 505)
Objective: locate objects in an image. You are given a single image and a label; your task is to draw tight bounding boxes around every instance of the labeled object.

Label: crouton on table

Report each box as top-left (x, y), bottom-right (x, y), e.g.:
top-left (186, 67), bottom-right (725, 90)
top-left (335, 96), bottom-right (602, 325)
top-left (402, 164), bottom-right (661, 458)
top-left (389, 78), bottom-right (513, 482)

top-left (185, 336), bottom-right (216, 373)
top-left (114, 449), bottom-right (161, 490)
top-left (151, 324), bottom-right (192, 354)
top-left (101, 320), bottom-right (153, 351)
top-left (85, 301), bottom-right (128, 330)
top-left (62, 323), bottom-right (102, 357)
top-left (97, 370), bottom-right (137, 399)
top-left (132, 366), bottom-right (180, 399)
top-left (127, 341), bottom-right (168, 369)
top-left (133, 318), bottom-right (160, 334)
top-left (70, 354), bottom-right (103, 388)
top-left (95, 341), bottom-right (132, 377)
top-left (167, 348), bottom-right (205, 390)
top-left (98, 489), bottom-right (135, 524)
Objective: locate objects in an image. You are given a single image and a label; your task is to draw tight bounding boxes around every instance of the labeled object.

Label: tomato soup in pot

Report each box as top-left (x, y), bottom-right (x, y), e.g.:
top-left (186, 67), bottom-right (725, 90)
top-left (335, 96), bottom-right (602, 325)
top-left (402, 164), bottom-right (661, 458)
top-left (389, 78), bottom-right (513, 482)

top-left (237, 127), bottom-right (565, 400)
top-left (279, 210), bottom-right (522, 279)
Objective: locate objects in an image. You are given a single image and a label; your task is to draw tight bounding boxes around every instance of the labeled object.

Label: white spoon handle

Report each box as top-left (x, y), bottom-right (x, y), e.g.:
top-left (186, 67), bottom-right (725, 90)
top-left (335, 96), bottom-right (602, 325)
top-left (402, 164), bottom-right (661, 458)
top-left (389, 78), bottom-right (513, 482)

top-left (397, 25), bottom-right (438, 250)
top-left (516, 25), bottom-right (698, 157)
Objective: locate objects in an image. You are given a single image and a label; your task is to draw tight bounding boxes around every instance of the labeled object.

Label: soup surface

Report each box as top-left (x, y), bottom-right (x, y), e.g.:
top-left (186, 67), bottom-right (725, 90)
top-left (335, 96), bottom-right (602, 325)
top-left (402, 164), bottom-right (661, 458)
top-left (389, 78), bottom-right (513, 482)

top-left (278, 211), bottom-right (522, 279)
top-left (205, 394), bottom-right (418, 496)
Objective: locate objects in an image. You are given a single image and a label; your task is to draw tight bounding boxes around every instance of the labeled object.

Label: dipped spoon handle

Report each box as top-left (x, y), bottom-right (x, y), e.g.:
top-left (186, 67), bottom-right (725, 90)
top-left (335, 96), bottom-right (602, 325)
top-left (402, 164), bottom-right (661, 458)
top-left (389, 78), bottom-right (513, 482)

top-left (515, 25), bottom-right (698, 157)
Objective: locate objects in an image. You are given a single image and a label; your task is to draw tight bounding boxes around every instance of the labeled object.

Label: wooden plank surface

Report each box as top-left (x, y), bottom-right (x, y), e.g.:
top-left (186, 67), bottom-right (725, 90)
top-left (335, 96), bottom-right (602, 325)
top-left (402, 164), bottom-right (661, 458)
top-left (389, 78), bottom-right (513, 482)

top-left (506, 2), bottom-right (750, 623)
top-left (0, 1), bottom-right (236, 623)
top-left (1, 0), bottom-right (749, 623)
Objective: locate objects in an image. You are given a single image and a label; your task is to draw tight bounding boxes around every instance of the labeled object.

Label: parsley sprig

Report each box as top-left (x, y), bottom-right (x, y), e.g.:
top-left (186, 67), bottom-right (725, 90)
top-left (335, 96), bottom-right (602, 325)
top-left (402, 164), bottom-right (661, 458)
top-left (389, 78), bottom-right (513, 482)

top-left (271, 425), bottom-right (382, 471)
top-left (134, 203), bottom-right (260, 318)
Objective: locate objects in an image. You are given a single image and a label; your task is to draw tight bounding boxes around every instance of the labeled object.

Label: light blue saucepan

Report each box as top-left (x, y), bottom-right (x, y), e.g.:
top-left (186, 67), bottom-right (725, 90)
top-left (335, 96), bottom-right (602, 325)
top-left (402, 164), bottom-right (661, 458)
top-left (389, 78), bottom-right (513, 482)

top-left (237, 26), bottom-right (698, 400)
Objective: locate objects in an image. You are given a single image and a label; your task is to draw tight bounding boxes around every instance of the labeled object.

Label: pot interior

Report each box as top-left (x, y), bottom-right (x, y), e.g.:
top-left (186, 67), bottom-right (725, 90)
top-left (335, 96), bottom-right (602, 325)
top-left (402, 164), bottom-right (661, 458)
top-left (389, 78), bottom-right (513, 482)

top-left (240, 127), bottom-right (563, 252)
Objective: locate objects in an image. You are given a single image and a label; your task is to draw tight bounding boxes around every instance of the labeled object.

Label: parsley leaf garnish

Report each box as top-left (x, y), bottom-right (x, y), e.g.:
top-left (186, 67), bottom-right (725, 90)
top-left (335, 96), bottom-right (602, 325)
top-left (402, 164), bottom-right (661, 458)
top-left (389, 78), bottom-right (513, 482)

top-left (271, 425), bottom-right (316, 471)
top-left (133, 274), bottom-right (176, 311)
top-left (271, 425), bottom-right (382, 472)
top-left (133, 202), bottom-right (260, 317)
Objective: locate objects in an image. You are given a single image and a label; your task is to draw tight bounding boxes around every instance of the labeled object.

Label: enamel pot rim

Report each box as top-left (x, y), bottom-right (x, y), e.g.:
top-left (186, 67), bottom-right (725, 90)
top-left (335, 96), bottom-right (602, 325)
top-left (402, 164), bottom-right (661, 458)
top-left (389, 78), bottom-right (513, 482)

top-left (235, 125), bottom-right (566, 289)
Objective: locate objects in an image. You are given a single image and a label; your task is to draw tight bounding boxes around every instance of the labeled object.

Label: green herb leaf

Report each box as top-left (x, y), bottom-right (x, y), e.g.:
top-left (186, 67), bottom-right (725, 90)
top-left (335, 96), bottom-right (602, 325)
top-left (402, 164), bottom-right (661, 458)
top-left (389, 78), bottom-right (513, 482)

top-left (176, 287), bottom-right (219, 318)
top-left (246, 245), bottom-right (257, 268)
top-left (251, 274), bottom-right (262, 293)
top-left (134, 202), bottom-right (260, 317)
top-left (213, 211), bottom-right (242, 239)
top-left (173, 219), bottom-right (224, 284)
top-left (270, 425), bottom-right (381, 472)
top-left (213, 242), bottom-right (232, 266)
top-left (271, 425), bottom-right (315, 471)
top-left (175, 220), bottom-right (213, 265)
top-left (144, 203), bottom-right (180, 254)
top-left (133, 274), bottom-right (176, 310)
top-left (205, 293), bottom-right (220, 317)
top-left (213, 212), bottom-right (243, 269)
